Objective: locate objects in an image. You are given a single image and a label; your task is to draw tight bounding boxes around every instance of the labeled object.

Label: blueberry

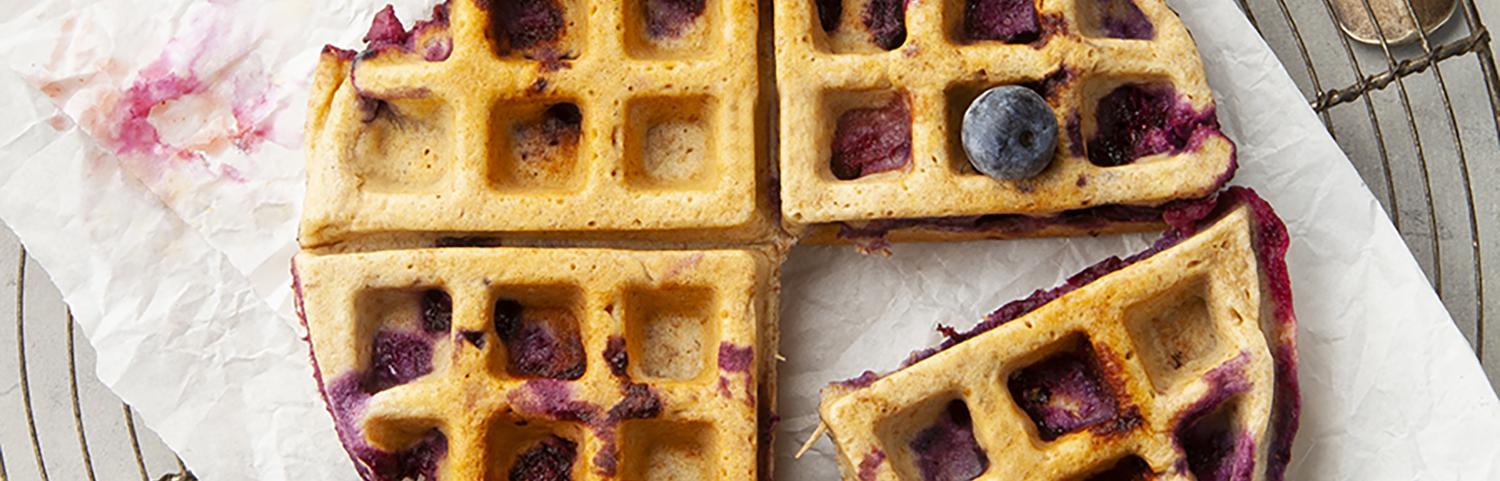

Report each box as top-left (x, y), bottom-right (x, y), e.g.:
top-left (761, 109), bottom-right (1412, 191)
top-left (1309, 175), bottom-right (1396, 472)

top-left (420, 289), bottom-right (452, 333)
top-left (509, 435), bottom-right (577, 481)
top-left (962, 85), bottom-right (1058, 180)
top-left (909, 400), bottom-right (989, 481)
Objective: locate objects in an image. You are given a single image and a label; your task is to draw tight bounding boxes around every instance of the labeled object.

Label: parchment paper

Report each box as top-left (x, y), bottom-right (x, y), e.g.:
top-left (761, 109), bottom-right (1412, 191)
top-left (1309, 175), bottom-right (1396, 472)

top-left (0, 0), bottom-right (1496, 480)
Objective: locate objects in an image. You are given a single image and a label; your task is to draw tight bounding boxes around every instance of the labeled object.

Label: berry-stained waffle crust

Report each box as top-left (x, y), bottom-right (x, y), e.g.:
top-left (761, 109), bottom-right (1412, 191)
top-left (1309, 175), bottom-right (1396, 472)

top-left (817, 188), bottom-right (1298, 481)
top-left (300, 0), bottom-right (772, 248)
top-left (293, 247), bottom-right (779, 480)
top-left (775, 0), bottom-right (1236, 244)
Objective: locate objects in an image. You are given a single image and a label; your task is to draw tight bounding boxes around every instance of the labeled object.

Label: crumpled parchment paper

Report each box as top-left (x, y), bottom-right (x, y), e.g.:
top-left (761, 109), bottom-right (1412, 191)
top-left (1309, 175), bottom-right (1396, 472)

top-left (0, 0), bottom-right (1496, 480)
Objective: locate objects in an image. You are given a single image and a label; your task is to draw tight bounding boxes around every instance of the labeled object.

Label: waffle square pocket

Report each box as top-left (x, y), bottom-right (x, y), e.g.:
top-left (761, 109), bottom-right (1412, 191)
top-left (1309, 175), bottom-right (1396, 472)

top-left (294, 247), bottom-right (778, 480)
top-left (300, 0), bottom-right (772, 248)
top-left (818, 189), bottom-right (1298, 481)
top-left (775, 0), bottom-right (1237, 244)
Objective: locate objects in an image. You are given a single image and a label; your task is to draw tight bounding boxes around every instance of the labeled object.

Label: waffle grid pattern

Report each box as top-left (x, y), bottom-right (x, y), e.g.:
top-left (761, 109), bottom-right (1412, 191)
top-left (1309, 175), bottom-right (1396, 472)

top-left (296, 0), bottom-right (1271, 479)
top-left (819, 207), bottom-right (1277, 480)
top-left (297, 248), bottom-right (771, 480)
top-left (301, 0), bottom-right (767, 248)
top-left (775, 0), bottom-right (1235, 226)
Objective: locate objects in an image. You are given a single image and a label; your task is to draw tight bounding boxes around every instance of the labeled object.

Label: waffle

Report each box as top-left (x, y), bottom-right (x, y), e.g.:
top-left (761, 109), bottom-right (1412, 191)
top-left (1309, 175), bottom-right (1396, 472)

top-left (775, 0), bottom-right (1236, 243)
top-left (293, 247), bottom-right (779, 480)
top-left (300, 0), bottom-right (773, 248)
top-left (817, 188), bottom-right (1298, 481)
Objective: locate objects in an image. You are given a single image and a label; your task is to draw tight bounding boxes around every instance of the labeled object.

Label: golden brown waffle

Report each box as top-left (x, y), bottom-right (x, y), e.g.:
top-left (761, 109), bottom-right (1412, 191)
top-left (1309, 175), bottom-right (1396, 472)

top-left (817, 191), bottom-right (1298, 481)
top-left (775, 0), bottom-right (1236, 241)
top-left (300, 0), bottom-right (772, 248)
top-left (294, 247), bottom-right (779, 480)
top-left (296, 1), bottom-right (1295, 479)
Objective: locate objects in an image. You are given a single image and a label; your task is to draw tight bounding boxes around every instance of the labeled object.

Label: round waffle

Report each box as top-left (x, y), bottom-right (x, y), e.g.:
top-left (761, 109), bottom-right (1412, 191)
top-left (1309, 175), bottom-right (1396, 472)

top-left (293, 1), bottom-right (1300, 480)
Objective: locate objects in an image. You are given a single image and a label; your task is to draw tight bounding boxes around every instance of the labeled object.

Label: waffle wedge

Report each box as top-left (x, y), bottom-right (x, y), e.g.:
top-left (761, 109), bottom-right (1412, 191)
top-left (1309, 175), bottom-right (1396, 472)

top-left (293, 247), bottom-right (779, 480)
top-left (818, 188), bottom-right (1298, 481)
top-left (776, 0), bottom-right (1236, 245)
top-left (301, 0), bottom-right (773, 248)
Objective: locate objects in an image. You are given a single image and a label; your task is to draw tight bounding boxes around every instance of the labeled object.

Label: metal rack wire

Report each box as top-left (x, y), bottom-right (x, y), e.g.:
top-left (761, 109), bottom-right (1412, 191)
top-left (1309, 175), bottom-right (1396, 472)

top-left (1237, 0), bottom-right (1498, 376)
top-left (3, 247), bottom-right (196, 481)
top-left (1, 0), bottom-right (1496, 479)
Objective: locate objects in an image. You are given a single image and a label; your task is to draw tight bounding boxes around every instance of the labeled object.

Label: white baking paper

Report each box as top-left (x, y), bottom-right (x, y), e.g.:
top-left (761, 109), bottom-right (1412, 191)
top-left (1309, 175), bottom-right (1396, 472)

top-left (1, 0), bottom-right (1496, 480)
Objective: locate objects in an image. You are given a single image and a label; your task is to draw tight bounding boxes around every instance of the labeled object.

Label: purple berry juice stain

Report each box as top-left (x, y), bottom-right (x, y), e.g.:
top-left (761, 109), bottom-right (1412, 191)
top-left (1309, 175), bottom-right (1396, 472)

top-left (716, 342), bottom-right (756, 404)
top-left (857, 448), bottom-right (885, 481)
top-left (360, 4), bottom-right (453, 61)
top-left (836, 370), bottom-right (881, 389)
top-left (19, 0), bottom-right (301, 190)
top-left (364, 6), bottom-right (409, 49)
top-left (113, 65), bottom-right (202, 159)
top-left (510, 379), bottom-right (601, 423)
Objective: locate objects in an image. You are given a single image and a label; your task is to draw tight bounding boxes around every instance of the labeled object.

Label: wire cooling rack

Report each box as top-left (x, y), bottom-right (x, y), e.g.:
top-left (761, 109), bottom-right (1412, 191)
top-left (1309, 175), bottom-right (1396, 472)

top-left (1243, 0), bottom-right (1498, 375)
top-left (1, 0), bottom-right (1496, 479)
